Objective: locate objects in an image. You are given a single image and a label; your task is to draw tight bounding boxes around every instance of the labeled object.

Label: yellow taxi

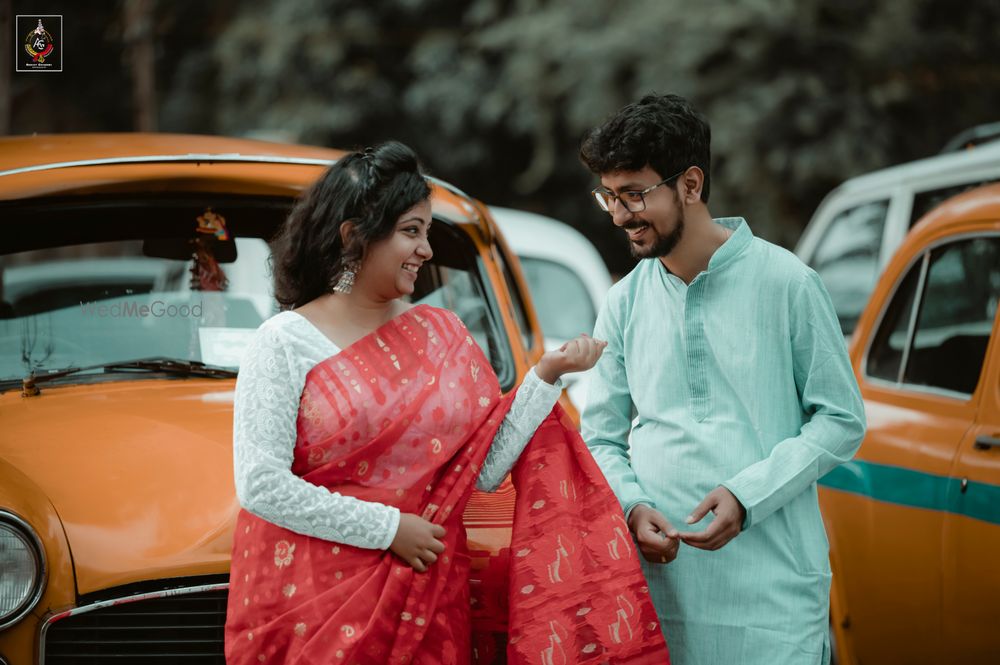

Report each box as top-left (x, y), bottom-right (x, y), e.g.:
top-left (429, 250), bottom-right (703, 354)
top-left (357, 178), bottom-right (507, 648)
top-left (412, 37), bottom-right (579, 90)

top-left (0, 134), bottom-right (572, 663)
top-left (819, 183), bottom-right (1000, 664)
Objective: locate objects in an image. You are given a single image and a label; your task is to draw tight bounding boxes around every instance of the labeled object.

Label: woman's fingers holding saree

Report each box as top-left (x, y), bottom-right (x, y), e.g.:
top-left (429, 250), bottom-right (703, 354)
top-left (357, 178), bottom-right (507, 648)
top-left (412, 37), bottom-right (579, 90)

top-left (426, 529), bottom-right (446, 552)
top-left (390, 513), bottom-right (447, 572)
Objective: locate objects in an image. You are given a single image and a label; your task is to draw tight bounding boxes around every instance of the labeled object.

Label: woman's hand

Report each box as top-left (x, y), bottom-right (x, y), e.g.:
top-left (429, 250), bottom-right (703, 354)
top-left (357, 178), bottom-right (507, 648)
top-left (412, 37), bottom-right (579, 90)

top-left (390, 513), bottom-right (446, 572)
top-left (536, 333), bottom-right (607, 384)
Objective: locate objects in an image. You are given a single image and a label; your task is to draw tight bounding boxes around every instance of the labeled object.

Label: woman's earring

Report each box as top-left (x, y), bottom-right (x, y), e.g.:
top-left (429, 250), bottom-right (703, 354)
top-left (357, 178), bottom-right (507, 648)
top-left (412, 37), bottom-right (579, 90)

top-left (331, 261), bottom-right (360, 294)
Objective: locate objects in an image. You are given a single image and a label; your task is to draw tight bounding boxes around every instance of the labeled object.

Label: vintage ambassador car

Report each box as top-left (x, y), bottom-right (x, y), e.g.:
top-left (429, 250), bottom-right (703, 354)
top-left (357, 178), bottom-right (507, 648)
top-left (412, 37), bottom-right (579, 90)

top-left (0, 134), bottom-right (575, 664)
top-left (818, 183), bottom-right (1000, 664)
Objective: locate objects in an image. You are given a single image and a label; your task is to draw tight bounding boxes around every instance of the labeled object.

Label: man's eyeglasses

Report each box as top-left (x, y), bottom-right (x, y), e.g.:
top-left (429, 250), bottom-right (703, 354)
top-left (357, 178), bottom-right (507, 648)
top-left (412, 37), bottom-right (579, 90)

top-left (591, 168), bottom-right (687, 214)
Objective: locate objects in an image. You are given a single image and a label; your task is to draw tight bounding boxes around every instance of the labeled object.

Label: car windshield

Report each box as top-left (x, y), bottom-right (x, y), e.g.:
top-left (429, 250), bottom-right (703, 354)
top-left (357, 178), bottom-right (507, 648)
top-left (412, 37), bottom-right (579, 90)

top-left (1, 237), bottom-right (272, 381)
top-left (0, 197), bottom-right (514, 387)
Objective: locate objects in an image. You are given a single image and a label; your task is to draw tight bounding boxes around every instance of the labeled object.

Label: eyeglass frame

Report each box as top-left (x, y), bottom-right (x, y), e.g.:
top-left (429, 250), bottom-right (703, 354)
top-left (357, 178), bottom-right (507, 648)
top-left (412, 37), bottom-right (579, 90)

top-left (590, 168), bottom-right (688, 214)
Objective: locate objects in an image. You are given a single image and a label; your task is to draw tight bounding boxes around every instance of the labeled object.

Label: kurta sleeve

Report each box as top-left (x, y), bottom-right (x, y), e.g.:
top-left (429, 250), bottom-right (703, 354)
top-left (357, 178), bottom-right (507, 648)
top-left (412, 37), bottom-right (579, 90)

top-left (582, 298), bottom-right (656, 518)
top-left (233, 322), bottom-right (401, 550)
top-left (721, 270), bottom-right (866, 529)
top-left (476, 367), bottom-right (563, 491)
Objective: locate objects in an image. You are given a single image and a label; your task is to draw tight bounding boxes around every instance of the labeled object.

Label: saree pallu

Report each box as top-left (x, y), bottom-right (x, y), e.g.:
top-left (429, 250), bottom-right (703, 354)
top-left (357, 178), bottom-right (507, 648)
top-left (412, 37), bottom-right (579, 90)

top-left (225, 305), bottom-right (668, 664)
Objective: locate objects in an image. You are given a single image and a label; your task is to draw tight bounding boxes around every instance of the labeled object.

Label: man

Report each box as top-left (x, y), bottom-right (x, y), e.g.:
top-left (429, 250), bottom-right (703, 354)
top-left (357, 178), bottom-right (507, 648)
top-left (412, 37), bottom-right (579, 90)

top-left (579, 94), bottom-right (866, 664)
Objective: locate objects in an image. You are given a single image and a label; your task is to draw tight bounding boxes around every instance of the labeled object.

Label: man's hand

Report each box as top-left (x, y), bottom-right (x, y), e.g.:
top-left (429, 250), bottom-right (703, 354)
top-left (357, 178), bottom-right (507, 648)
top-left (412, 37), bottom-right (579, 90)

top-left (536, 333), bottom-right (607, 384)
top-left (678, 486), bottom-right (746, 551)
top-left (627, 504), bottom-right (680, 564)
top-left (389, 513), bottom-right (446, 572)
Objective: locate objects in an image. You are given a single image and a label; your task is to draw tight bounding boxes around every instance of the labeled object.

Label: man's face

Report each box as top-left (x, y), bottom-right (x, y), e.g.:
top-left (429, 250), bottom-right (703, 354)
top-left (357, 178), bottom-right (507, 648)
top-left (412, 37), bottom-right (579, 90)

top-left (599, 166), bottom-right (685, 260)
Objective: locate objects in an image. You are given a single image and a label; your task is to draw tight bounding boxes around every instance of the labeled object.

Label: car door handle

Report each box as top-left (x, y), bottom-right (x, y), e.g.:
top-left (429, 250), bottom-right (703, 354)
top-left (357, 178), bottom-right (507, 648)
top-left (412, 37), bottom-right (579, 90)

top-left (973, 435), bottom-right (1000, 450)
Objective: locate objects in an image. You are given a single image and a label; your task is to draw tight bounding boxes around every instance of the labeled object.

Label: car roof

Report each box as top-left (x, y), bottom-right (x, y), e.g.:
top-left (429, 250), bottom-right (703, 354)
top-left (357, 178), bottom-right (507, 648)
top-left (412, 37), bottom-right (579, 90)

top-left (885, 182), bottom-right (1000, 274)
top-left (912, 181), bottom-right (1000, 234)
top-left (0, 133), bottom-right (486, 230)
top-left (488, 206), bottom-right (612, 304)
top-left (0, 133), bottom-right (344, 174)
top-left (826, 140), bottom-right (1000, 199)
top-left (489, 207), bottom-right (601, 260)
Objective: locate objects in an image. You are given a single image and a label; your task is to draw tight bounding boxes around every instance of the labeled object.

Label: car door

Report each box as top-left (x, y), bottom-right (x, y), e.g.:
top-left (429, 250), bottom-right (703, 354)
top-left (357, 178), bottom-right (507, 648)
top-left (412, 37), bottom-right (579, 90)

top-left (828, 236), bottom-right (989, 663)
top-left (941, 233), bottom-right (1000, 661)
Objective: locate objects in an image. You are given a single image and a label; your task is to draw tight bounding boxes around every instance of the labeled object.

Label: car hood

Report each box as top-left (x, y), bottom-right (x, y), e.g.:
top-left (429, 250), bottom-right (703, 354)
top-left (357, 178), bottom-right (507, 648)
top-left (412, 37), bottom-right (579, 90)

top-left (0, 378), bottom-right (239, 595)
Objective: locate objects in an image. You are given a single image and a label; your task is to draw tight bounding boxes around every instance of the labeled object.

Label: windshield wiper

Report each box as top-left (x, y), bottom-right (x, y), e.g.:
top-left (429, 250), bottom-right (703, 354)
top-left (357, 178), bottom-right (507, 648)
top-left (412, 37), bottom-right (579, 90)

top-left (97, 358), bottom-right (238, 378)
top-left (14, 357), bottom-right (237, 395)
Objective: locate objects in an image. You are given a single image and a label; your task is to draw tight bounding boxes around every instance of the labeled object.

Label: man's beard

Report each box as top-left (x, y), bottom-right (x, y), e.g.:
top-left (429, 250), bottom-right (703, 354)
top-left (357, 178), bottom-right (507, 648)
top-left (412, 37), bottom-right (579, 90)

top-left (628, 209), bottom-right (685, 259)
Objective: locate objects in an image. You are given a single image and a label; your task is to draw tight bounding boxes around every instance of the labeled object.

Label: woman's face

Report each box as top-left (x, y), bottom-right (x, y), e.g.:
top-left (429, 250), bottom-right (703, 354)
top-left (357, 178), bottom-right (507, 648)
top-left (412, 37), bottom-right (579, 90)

top-left (356, 199), bottom-right (433, 300)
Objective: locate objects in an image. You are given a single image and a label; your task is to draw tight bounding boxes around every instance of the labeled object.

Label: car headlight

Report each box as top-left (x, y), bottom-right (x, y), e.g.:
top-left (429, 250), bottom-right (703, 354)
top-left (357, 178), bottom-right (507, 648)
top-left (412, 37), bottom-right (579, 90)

top-left (0, 511), bottom-right (45, 630)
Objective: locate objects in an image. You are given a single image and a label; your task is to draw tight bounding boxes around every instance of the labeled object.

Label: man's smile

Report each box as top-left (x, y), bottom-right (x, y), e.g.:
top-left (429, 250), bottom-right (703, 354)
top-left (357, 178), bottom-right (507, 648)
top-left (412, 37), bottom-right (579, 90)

top-left (626, 223), bottom-right (651, 241)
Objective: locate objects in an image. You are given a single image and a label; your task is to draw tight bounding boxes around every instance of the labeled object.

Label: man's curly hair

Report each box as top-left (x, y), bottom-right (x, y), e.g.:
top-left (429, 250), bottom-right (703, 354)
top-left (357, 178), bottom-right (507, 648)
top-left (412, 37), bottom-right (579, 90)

top-left (580, 94), bottom-right (712, 203)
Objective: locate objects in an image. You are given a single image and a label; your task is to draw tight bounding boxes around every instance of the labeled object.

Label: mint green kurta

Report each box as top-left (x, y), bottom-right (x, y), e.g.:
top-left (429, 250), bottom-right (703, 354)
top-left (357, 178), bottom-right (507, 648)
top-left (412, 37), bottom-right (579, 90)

top-left (582, 218), bottom-right (865, 665)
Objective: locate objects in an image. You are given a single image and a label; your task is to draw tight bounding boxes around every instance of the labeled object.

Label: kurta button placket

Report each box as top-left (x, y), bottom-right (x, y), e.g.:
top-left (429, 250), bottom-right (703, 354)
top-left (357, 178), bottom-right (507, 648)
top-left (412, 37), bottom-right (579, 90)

top-left (685, 274), bottom-right (711, 422)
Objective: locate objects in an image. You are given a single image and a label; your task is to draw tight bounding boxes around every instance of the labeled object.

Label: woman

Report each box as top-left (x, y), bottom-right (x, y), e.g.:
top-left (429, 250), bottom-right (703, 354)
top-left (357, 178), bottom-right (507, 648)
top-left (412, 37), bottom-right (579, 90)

top-left (225, 142), bottom-right (667, 664)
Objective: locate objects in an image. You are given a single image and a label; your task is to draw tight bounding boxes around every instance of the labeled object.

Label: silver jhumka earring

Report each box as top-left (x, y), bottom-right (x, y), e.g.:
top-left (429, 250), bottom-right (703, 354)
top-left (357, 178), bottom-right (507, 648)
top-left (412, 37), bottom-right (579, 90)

top-left (331, 261), bottom-right (360, 294)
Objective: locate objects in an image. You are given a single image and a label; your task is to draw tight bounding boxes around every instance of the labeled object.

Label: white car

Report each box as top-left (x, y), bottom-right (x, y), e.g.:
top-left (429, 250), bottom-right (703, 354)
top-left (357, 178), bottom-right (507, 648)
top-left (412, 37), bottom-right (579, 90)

top-left (489, 206), bottom-right (613, 410)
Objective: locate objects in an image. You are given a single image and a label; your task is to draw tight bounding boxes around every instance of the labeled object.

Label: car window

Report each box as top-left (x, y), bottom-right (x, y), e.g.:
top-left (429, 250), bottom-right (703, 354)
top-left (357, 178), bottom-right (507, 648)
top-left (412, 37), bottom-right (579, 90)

top-left (866, 259), bottom-right (922, 384)
top-left (810, 200), bottom-right (889, 335)
top-left (518, 257), bottom-right (596, 342)
top-left (0, 200), bottom-right (515, 390)
top-left (905, 237), bottom-right (999, 394)
top-left (867, 235), bottom-right (1000, 396)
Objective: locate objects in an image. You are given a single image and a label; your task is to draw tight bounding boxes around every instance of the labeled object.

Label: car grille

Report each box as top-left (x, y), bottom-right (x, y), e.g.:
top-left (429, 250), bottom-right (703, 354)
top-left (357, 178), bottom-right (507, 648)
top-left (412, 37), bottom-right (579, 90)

top-left (43, 586), bottom-right (228, 664)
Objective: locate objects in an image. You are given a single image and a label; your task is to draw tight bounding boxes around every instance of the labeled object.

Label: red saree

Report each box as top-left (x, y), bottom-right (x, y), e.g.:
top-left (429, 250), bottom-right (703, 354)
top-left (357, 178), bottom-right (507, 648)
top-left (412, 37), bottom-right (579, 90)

top-left (225, 304), bottom-right (668, 664)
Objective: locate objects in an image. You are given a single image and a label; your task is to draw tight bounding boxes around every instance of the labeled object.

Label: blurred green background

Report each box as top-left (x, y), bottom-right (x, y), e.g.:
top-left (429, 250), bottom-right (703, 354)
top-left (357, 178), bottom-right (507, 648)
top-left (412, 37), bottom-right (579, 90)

top-left (4, 0), bottom-right (999, 275)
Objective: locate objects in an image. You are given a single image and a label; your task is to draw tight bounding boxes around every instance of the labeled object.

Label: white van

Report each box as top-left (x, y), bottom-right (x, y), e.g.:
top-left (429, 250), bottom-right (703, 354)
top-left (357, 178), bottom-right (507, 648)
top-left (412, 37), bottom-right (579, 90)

top-left (794, 140), bottom-right (1000, 336)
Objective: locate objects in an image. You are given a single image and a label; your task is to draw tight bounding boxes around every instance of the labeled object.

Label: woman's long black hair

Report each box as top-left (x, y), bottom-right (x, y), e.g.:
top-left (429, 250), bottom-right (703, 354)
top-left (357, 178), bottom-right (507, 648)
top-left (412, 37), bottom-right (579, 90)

top-left (271, 140), bottom-right (431, 309)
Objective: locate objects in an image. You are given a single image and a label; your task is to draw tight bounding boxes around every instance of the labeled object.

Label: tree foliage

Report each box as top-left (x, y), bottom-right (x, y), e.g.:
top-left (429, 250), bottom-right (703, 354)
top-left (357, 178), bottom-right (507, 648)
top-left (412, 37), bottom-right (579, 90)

top-left (9, 0), bottom-right (1000, 273)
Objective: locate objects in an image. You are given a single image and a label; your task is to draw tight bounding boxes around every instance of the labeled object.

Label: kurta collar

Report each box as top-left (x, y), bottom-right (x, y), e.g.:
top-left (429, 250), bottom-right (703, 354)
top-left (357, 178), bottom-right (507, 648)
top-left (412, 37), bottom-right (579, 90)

top-left (654, 216), bottom-right (753, 288)
top-left (707, 217), bottom-right (752, 272)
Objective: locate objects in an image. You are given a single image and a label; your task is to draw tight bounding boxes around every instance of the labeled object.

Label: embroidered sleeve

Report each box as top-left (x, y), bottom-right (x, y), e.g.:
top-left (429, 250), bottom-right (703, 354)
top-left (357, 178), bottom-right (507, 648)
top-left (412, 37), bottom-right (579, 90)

top-left (232, 320), bottom-right (400, 550)
top-left (476, 366), bottom-right (563, 491)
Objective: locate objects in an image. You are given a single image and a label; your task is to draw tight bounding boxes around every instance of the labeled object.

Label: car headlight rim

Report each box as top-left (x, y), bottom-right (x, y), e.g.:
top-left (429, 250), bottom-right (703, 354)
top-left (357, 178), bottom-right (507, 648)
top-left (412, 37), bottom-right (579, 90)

top-left (0, 510), bottom-right (46, 630)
